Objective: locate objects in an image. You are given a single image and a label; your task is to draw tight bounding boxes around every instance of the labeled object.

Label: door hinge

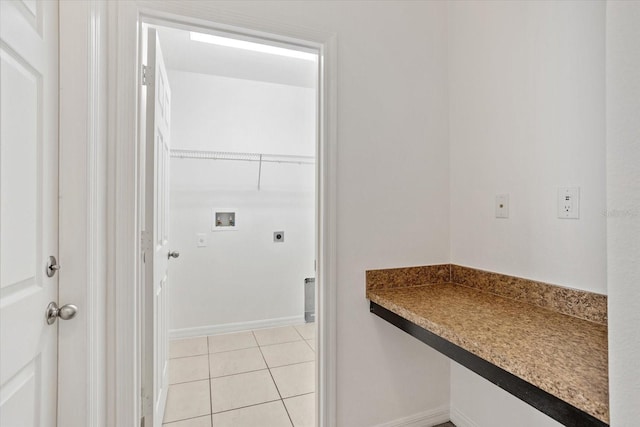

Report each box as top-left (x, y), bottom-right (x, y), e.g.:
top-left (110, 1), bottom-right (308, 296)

top-left (141, 230), bottom-right (152, 263)
top-left (141, 65), bottom-right (153, 86)
top-left (141, 230), bottom-right (151, 250)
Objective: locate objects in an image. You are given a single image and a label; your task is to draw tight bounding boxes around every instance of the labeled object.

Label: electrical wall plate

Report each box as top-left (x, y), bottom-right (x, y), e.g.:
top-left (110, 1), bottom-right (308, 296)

top-left (495, 194), bottom-right (509, 219)
top-left (558, 187), bottom-right (580, 219)
top-left (273, 231), bottom-right (285, 242)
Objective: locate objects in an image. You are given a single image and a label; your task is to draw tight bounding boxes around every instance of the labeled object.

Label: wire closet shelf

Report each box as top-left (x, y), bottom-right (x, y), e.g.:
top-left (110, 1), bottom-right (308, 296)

top-left (170, 149), bottom-right (315, 190)
top-left (170, 149), bottom-right (315, 165)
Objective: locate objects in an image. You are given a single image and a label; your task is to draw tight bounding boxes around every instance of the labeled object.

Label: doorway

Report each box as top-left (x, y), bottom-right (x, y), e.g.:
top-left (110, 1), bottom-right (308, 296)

top-left (141, 22), bottom-right (321, 427)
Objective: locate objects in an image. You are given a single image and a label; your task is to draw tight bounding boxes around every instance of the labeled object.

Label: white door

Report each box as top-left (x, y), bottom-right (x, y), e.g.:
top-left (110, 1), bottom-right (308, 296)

top-left (143, 27), bottom-right (172, 427)
top-left (0, 1), bottom-right (60, 426)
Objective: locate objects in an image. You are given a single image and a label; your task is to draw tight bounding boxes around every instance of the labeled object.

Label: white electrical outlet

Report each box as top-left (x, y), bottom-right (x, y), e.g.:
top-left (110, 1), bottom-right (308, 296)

top-left (196, 233), bottom-right (207, 247)
top-left (495, 194), bottom-right (509, 218)
top-left (558, 187), bottom-right (580, 219)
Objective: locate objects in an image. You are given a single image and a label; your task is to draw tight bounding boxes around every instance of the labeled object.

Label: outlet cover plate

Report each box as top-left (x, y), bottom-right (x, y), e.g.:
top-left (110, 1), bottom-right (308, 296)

top-left (558, 187), bottom-right (580, 219)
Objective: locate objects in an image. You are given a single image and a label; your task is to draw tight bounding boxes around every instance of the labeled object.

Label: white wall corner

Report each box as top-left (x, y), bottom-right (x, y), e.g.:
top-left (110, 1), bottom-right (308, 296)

top-left (371, 406), bottom-right (450, 427)
top-left (606, 1), bottom-right (640, 425)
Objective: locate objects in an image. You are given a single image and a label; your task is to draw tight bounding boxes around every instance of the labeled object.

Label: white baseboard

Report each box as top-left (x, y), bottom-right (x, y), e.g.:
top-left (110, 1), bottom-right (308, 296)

top-left (450, 407), bottom-right (480, 427)
top-left (372, 406), bottom-right (450, 427)
top-left (169, 315), bottom-right (306, 339)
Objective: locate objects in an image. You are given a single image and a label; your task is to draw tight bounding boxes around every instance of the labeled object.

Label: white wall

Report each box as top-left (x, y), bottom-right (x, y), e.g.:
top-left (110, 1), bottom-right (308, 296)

top-left (200, 2), bottom-right (452, 426)
top-left (169, 189), bottom-right (315, 332)
top-left (449, 0), bottom-right (606, 294)
top-left (168, 70), bottom-right (316, 332)
top-left (448, 1), bottom-right (607, 425)
top-left (169, 70), bottom-right (316, 156)
top-left (450, 363), bottom-right (562, 427)
top-left (606, 1), bottom-right (640, 424)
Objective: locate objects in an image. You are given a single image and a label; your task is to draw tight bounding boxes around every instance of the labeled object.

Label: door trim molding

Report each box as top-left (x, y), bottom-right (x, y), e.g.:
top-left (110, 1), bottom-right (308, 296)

top-left (105, 2), bottom-right (338, 426)
top-left (58, 1), bottom-right (108, 426)
top-left (106, 2), bottom-right (142, 426)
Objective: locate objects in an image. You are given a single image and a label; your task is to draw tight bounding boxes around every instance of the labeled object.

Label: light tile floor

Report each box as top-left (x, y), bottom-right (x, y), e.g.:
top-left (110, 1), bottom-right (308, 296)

top-left (164, 324), bottom-right (316, 427)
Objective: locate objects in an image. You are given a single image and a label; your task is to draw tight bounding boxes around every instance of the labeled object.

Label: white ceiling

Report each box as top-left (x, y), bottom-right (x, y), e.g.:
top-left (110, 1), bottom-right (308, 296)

top-left (154, 25), bottom-right (318, 88)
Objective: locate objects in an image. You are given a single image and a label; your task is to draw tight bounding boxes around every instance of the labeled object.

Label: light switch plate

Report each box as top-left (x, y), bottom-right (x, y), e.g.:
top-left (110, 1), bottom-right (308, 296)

top-left (558, 187), bottom-right (580, 219)
top-left (495, 194), bottom-right (509, 219)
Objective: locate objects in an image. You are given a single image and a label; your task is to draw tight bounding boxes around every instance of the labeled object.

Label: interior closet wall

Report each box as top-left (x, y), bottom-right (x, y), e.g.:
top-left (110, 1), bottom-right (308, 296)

top-left (168, 69), bottom-right (316, 336)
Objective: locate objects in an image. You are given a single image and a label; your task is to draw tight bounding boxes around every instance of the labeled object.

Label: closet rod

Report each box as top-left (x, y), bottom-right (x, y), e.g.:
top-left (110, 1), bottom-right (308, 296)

top-left (170, 149), bottom-right (315, 165)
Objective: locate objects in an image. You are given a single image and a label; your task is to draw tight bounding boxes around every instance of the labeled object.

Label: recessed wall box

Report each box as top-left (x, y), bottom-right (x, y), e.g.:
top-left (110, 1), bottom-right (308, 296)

top-left (212, 209), bottom-right (238, 231)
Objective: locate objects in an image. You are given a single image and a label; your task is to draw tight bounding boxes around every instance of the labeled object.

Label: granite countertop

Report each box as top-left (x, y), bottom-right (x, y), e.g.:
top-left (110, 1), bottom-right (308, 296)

top-left (368, 282), bottom-right (609, 424)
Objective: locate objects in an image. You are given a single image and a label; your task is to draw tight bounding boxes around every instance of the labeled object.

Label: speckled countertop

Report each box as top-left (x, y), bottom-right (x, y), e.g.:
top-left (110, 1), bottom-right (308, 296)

top-left (368, 283), bottom-right (609, 424)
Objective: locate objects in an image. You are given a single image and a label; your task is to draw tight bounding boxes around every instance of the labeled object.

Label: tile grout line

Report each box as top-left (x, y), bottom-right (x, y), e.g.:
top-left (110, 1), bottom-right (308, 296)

top-left (206, 391), bottom-right (315, 418)
top-left (293, 325), bottom-right (308, 341)
top-left (207, 344), bottom-right (258, 355)
top-left (253, 330), bottom-right (295, 427)
top-left (253, 330), bottom-right (283, 397)
top-left (163, 414), bottom-right (212, 426)
top-left (163, 377), bottom-right (210, 424)
top-left (203, 339), bottom-right (304, 357)
top-left (169, 328), bottom-right (316, 426)
top-left (165, 354), bottom-right (209, 389)
top-left (169, 358), bottom-right (315, 387)
top-left (294, 323), bottom-right (316, 352)
top-left (206, 356), bottom-right (315, 381)
top-left (282, 391), bottom-right (315, 401)
top-left (168, 351), bottom-right (209, 361)
top-left (209, 398), bottom-right (282, 416)
top-left (164, 339), bottom-right (209, 425)
top-left (169, 326), bottom-right (312, 357)
top-left (267, 359), bottom-right (315, 370)
top-left (276, 325), bottom-right (315, 425)
top-left (168, 351), bottom-right (313, 384)
top-left (257, 338), bottom-right (304, 348)
top-left (209, 367), bottom-right (269, 381)
top-left (303, 339), bottom-right (315, 353)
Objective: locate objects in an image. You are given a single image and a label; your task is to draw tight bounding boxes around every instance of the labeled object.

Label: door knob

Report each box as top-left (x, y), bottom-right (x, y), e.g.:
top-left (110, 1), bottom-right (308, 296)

top-left (46, 302), bottom-right (78, 325)
top-left (168, 251), bottom-right (180, 259)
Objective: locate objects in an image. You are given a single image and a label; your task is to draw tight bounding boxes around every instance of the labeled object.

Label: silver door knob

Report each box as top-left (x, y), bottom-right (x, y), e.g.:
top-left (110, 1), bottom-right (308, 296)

top-left (168, 251), bottom-right (180, 259)
top-left (46, 302), bottom-right (78, 325)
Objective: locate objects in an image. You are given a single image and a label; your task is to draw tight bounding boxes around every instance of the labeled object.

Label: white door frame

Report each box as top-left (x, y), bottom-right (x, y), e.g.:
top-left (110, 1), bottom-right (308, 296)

top-left (58, 1), bottom-right (108, 426)
top-left (104, 1), bottom-right (337, 426)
